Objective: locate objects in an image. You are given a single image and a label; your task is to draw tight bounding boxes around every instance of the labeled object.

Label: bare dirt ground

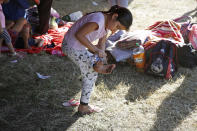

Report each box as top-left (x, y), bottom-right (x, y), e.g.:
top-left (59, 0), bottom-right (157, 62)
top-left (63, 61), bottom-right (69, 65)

top-left (0, 0), bottom-right (197, 131)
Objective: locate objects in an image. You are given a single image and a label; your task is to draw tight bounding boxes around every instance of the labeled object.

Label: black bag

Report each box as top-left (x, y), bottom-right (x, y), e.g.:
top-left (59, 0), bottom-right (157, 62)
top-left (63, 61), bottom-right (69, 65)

top-left (177, 43), bottom-right (197, 68)
top-left (145, 40), bottom-right (178, 79)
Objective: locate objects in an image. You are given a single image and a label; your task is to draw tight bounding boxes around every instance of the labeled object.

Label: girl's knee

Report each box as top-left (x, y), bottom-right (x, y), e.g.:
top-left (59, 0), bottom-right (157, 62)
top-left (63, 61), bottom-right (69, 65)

top-left (22, 24), bottom-right (31, 33)
top-left (6, 21), bottom-right (15, 29)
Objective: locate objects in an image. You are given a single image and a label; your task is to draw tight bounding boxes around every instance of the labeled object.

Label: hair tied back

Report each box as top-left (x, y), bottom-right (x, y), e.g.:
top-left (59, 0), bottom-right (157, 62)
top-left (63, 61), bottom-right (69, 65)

top-left (109, 5), bottom-right (120, 13)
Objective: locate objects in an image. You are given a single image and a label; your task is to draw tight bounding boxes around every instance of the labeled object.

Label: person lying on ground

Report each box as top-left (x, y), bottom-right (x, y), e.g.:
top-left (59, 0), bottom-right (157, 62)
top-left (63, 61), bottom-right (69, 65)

top-left (2, 0), bottom-right (30, 45)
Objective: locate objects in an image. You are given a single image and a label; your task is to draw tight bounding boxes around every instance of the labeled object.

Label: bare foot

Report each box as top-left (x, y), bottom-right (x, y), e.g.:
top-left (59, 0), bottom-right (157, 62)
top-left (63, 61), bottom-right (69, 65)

top-left (93, 60), bottom-right (116, 74)
top-left (78, 105), bottom-right (91, 113)
top-left (78, 104), bottom-right (102, 115)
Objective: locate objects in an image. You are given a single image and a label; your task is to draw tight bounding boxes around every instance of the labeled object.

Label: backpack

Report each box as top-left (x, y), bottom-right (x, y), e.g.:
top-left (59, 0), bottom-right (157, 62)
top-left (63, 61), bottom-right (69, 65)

top-left (145, 40), bottom-right (178, 79)
top-left (177, 43), bottom-right (197, 68)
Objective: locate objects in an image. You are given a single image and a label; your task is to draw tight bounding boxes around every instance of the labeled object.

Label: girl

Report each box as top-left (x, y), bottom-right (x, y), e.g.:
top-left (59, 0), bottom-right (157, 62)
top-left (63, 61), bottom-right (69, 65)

top-left (62, 5), bottom-right (133, 114)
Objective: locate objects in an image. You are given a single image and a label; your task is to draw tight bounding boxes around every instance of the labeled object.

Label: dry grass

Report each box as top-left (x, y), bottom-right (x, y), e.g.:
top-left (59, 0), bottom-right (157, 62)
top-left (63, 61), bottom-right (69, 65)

top-left (0, 0), bottom-right (197, 131)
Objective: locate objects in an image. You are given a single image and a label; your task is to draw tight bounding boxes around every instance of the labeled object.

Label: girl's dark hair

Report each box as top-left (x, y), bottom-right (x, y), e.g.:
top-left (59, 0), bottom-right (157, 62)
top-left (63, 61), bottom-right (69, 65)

top-left (86, 5), bottom-right (133, 30)
top-left (103, 5), bottom-right (133, 30)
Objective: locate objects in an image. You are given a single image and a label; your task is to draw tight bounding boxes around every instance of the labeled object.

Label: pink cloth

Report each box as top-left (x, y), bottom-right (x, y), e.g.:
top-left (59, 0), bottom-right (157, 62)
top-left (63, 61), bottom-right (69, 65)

top-left (63, 12), bottom-right (107, 50)
top-left (189, 24), bottom-right (197, 50)
top-left (0, 5), bottom-right (5, 28)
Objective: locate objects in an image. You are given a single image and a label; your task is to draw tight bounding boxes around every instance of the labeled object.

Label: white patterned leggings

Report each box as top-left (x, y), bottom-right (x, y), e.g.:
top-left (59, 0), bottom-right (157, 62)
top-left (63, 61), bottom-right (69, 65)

top-left (62, 43), bottom-right (98, 105)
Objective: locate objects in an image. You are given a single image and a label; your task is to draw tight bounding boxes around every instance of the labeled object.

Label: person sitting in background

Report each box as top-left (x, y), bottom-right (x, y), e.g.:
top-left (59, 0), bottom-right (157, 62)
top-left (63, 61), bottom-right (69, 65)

top-left (14, 24), bottom-right (44, 49)
top-left (0, 0), bottom-right (17, 56)
top-left (2, 0), bottom-right (30, 47)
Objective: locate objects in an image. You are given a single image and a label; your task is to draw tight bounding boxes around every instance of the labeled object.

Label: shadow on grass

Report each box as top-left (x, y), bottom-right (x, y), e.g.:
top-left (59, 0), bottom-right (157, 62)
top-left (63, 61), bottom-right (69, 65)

top-left (0, 55), bottom-right (82, 131)
top-left (97, 57), bottom-right (196, 131)
top-left (97, 61), bottom-right (169, 101)
top-left (150, 70), bottom-right (197, 131)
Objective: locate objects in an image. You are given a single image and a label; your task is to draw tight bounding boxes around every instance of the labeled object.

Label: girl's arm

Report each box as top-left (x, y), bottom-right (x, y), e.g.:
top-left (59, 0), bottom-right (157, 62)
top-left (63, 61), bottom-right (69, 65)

top-left (97, 34), bottom-right (107, 51)
top-left (96, 34), bottom-right (108, 64)
top-left (75, 22), bottom-right (106, 57)
top-left (5, 20), bottom-right (15, 30)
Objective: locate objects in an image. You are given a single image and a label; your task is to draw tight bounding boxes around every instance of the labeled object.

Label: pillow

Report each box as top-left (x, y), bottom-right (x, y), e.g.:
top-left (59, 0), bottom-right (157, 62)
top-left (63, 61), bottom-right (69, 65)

top-left (116, 30), bottom-right (152, 50)
top-left (106, 40), bottom-right (133, 62)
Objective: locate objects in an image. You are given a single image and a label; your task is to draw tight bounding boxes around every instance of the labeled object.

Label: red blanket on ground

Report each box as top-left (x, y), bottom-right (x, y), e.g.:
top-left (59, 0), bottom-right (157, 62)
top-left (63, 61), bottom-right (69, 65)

top-left (21, 22), bottom-right (73, 56)
top-left (1, 22), bottom-right (73, 56)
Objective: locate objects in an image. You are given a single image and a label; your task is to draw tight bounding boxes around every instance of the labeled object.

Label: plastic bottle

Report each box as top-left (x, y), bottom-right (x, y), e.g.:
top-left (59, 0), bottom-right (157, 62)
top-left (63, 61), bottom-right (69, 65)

top-left (69, 11), bottom-right (83, 21)
top-left (49, 16), bottom-right (58, 29)
top-left (62, 11), bottom-right (83, 22)
top-left (132, 43), bottom-right (145, 72)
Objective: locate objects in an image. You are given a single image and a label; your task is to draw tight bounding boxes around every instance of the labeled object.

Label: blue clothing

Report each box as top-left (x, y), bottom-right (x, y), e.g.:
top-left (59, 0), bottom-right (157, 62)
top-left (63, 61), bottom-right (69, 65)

top-left (15, 37), bottom-right (36, 49)
top-left (2, 0), bottom-right (29, 21)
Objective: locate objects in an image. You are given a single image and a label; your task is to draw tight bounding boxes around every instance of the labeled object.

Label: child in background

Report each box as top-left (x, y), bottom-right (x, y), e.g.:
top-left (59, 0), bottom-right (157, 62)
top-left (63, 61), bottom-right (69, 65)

top-left (14, 24), bottom-right (44, 49)
top-left (14, 35), bottom-right (44, 49)
top-left (62, 5), bottom-right (133, 114)
top-left (2, 0), bottom-right (30, 45)
top-left (0, 0), bottom-right (17, 56)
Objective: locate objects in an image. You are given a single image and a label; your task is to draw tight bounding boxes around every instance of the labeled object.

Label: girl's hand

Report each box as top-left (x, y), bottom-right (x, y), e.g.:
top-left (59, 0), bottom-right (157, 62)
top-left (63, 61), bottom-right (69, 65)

top-left (95, 49), bottom-right (107, 58)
